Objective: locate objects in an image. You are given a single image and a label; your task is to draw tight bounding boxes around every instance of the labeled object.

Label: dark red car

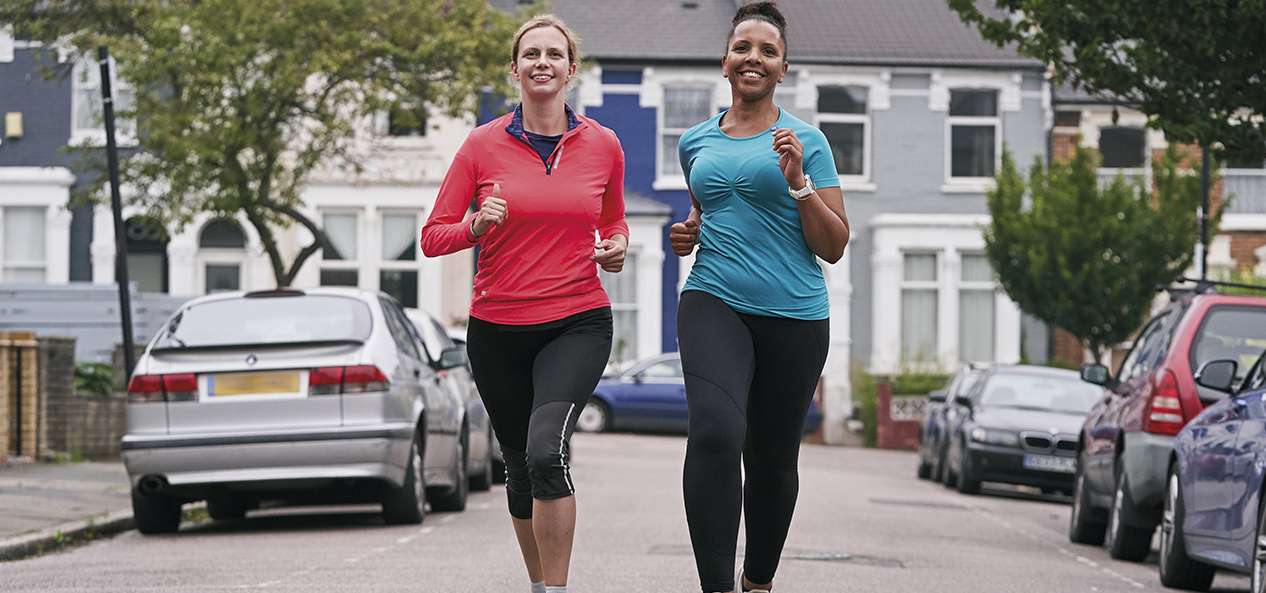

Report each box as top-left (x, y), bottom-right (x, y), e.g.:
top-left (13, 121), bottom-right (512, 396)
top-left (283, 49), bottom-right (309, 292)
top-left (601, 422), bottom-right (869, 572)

top-left (1072, 288), bottom-right (1266, 561)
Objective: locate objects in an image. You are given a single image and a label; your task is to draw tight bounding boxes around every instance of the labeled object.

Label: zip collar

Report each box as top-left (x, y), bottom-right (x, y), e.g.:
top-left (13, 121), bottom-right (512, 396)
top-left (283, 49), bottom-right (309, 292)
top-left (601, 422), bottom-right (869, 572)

top-left (505, 103), bottom-right (584, 175)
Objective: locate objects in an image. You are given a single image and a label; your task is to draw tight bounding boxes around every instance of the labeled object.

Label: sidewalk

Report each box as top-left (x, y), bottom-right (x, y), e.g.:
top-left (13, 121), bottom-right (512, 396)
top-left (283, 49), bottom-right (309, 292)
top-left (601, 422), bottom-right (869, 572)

top-left (0, 459), bottom-right (134, 561)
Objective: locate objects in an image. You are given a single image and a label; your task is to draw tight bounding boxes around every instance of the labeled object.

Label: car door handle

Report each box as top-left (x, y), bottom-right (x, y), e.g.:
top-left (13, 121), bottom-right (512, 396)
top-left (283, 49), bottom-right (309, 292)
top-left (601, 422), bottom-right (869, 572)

top-left (413, 369), bottom-right (421, 378)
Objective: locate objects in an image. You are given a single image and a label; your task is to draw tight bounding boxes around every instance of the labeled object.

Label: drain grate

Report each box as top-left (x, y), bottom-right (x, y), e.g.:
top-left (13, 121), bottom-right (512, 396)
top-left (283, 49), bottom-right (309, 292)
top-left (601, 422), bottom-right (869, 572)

top-left (647, 545), bottom-right (903, 568)
top-left (869, 498), bottom-right (973, 510)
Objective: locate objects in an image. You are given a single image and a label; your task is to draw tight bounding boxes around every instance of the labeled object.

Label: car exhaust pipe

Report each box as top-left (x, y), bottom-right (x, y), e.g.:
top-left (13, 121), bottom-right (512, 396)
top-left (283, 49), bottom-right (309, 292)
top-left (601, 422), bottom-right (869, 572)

top-left (137, 475), bottom-right (167, 495)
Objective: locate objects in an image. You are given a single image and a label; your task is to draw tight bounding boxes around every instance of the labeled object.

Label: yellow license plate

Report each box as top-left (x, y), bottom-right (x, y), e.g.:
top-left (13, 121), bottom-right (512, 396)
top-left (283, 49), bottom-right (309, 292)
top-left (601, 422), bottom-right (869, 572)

top-left (208, 371), bottom-right (301, 396)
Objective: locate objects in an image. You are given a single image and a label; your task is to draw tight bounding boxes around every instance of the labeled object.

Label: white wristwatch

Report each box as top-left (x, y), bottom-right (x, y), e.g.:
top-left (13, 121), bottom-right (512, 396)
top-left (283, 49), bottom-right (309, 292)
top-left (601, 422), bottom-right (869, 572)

top-left (789, 175), bottom-right (815, 201)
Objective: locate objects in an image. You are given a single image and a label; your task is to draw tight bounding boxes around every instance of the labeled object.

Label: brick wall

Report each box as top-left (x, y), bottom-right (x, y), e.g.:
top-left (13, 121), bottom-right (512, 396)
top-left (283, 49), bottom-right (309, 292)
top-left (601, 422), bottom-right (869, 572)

top-left (44, 394), bottom-right (128, 460)
top-left (40, 336), bottom-right (128, 460)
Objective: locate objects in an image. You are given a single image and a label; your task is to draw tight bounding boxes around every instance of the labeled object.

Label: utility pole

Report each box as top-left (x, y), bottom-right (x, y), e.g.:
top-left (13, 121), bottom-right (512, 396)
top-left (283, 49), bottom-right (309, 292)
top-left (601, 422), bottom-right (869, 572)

top-left (99, 46), bottom-right (137, 381)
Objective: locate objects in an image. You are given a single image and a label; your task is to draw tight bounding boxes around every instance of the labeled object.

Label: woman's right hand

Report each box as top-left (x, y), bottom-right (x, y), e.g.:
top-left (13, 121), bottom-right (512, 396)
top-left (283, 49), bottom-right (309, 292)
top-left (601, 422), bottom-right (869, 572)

top-left (471, 183), bottom-right (507, 238)
top-left (669, 219), bottom-right (700, 256)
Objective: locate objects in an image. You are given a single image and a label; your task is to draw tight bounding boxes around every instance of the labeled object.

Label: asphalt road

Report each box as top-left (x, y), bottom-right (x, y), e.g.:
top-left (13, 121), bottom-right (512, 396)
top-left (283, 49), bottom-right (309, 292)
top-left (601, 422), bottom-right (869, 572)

top-left (0, 433), bottom-right (1254, 592)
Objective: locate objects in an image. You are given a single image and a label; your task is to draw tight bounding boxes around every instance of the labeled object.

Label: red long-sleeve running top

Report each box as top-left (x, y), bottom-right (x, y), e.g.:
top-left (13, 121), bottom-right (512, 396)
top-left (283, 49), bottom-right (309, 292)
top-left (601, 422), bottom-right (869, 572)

top-left (420, 106), bottom-right (629, 325)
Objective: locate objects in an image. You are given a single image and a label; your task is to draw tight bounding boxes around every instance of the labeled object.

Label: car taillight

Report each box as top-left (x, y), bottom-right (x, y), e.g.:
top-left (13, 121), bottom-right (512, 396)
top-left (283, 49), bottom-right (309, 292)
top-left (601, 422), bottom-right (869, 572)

top-left (1144, 369), bottom-right (1186, 436)
top-left (307, 365), bottom-right (389, 395)
top-left (128, 373), bottom-right (199, 403)
top-left (127, 375), bottom-right (165, 402)
top-left (309, 366), bottom-right (344, 396)
top-left (163, 373), bottom-right (198, 402)
top-left (343, 365), bottom-right (390, 393)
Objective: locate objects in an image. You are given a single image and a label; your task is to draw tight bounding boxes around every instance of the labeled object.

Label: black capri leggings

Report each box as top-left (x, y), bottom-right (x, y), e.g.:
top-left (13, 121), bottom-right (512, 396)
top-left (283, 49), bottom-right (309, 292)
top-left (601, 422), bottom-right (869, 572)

top-left (465, 307), bottom-right (612, 520)
top-left (678, 290), bottom-right (829, 593)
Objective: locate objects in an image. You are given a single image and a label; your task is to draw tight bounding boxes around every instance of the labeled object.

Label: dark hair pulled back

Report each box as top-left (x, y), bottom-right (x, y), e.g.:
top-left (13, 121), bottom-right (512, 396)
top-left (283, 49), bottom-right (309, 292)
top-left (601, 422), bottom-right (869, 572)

top-left (728, 1), bottom-right (788, 54)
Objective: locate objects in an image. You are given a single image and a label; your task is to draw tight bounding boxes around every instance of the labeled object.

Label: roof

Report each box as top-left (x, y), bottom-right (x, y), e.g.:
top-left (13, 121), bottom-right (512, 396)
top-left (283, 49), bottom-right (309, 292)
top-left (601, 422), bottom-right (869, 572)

top-left (496, 0), bottom-right (1043, 69)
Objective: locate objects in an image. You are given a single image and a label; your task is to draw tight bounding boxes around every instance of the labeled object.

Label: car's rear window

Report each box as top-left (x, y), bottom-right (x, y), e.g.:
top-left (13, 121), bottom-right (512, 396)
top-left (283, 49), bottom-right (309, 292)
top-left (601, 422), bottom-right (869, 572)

top-left (1189, 305), bottom-right (1266, 379)
top-left (158, 295), bottom-right (372, 348)
top-left (978, 373), bottom-right (1102, 413)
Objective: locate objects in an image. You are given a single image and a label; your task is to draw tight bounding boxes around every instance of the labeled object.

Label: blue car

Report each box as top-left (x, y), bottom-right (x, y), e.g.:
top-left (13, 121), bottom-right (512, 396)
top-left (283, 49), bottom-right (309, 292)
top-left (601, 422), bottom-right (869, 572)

top-left (577, 352), bottom-right (823, 435)
top-left (1161, 355), bottom-right (1266, 591)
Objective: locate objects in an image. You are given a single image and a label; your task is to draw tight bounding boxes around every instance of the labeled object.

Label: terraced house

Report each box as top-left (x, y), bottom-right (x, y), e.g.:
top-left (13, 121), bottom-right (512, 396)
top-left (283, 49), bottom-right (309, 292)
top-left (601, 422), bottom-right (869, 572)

top-left (524, 0), bottom-right (1052, 440)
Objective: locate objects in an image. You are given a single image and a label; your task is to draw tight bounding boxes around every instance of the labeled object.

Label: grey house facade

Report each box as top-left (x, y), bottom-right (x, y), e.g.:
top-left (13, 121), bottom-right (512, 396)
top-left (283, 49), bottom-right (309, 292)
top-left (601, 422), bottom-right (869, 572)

top-left (530, 0), bottom-right (1053, 439)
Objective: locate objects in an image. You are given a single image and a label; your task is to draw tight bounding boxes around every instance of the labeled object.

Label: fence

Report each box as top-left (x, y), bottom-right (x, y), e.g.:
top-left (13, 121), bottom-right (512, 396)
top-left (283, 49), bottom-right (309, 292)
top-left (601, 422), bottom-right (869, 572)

top-left (875, 382), bottom-right (923, 451)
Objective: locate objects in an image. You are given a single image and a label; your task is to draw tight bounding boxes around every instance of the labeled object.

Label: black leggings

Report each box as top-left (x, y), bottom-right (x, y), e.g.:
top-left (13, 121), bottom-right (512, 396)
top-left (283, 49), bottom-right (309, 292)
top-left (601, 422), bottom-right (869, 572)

top-left (678, 291), bottom-right (829, 593)
top-left (465, 307), bottom-right (612, 520)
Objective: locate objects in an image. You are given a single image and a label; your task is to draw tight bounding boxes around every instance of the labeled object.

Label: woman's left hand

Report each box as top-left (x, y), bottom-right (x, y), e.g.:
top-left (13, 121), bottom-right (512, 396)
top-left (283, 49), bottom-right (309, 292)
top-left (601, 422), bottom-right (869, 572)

top-left (591, 234), bottom-right (628, 273)
top-left (773, 127), bottom-right (807, 187)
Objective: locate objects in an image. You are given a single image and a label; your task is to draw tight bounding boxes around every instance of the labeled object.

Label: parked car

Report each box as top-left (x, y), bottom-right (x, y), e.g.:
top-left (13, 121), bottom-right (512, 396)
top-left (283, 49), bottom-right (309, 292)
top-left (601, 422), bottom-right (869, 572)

top-left (918, 364), bottom-right (985, 482)
top-left (1158, 353), bottom-right (1266, 591)
top-left (577, 352), bottom-right (823, 434)
top-left (403, 309), bottom-right (498, 490)
top-left (1073, 288), bottom-right (1266, 561)
top-left (942, 365), bottom-right (1101, 495)
top-left (122, 287), bottom-right (474, 534)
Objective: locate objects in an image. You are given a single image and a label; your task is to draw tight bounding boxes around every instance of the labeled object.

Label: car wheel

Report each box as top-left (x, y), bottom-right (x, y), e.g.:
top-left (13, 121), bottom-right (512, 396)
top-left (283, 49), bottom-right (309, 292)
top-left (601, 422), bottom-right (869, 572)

top-left (429, 428), bottom-right (469, 512)
top-left (576, 399), bottom-right (611, 433)
top-left (1069, 458), bottom-right (1108, 545)
top-left (206, 496), bottom-right (252, 521)
top-left (1107, 464), bottom-right (1154, 561)
top-left (469, 426), bottom-right (495, 492)
top-left (917, 444), bottom-right (932, 479)
top-left (132, 490), bottom-right (182, 535)
top-left (1158, 464), bottom-right (1216, 591)
top-left (382, 430), bottom-right (426, 525)
top-left (956, 442), bottom-right (981, 495)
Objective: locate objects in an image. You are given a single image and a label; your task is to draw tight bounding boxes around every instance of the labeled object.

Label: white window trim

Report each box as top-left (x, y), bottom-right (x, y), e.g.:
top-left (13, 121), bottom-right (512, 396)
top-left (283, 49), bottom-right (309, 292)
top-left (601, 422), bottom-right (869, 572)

top-left (815, 94), bottom-right (873, 188)
top-left (70, 55), bottom-right (138, 147)
top-left (0, 168), bottom-right (74, 285)
top-left (871, 214), bottom-right (1022, 374)
top-left (943, 106), bottom-right (1002, 192)
top-left (377, 209), bottom-right (421, 270)
top-left (641, 68), bottom-right (729, 191)
top-left (958, 252), bottom-right (999, 364)
top-left (318, 208), bottom-right (366, 287)
top-left (899, 251), bottom-right (940, 364)
top-left (0, 25), bottom-right (14, 63)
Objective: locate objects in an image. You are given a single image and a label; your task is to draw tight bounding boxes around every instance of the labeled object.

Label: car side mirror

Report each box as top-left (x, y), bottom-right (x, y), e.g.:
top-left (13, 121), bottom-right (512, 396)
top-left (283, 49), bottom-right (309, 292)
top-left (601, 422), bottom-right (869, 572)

top-left (1080, 363), bottom-right (1111, 387)
top-left (928, 390), bottom-right (946, 403)
top-left (1194, 359), bottom-right (1238, 393)
top-left (436, 346), bottom-right (467, 371)
top-left (954, 394), bottom-right (972, 407)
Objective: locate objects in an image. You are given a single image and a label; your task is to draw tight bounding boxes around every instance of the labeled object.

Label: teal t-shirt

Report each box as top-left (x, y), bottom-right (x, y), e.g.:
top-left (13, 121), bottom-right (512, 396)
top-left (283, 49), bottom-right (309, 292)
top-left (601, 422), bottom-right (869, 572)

top-left (679, 108), bottom-right (840, 320)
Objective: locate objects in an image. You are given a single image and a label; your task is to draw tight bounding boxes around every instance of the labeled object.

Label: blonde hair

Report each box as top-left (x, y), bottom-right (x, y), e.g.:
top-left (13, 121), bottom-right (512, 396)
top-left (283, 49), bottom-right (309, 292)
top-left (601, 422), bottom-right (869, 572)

top-left (511, 14), bottom-right (581, 65)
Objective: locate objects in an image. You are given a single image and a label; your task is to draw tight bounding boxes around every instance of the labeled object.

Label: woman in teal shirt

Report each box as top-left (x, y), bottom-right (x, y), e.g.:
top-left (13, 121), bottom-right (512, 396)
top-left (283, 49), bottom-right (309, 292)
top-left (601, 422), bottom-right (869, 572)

top-left (669, 3), bottom-right (850, 592)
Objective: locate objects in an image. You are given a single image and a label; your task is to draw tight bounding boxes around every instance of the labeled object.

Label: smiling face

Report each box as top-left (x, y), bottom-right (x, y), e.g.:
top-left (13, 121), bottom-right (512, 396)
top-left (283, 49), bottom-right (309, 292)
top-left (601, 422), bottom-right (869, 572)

top-left (510, 25), bottom-right (576, 102)
top-left (722, 19), bottom-right (788, 103)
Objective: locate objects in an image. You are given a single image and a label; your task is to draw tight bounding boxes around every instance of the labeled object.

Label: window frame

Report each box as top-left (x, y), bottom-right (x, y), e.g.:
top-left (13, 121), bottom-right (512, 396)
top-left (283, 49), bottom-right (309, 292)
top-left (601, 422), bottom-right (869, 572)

top-left (318, 209), bottom-right (362, 288)
top-left (957, 252), bottom-right (997, 363)
top-left (70, 55), bottom-right (138, 147)
top-left (377, 209), bottom-right (421, 308)
top-left (900, 251), bottom-right (940, 363)
top-left (0, 206), bottom-right (48, 283)
top-left (814, 84), bottom-right (872, 185)
top-left (655, 84), bottom-right (715, 191)
top-left (944, 88), bottom-right (1002, 189)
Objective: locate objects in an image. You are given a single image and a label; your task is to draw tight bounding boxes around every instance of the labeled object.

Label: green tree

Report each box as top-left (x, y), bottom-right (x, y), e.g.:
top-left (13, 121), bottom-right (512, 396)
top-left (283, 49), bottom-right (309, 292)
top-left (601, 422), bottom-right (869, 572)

top-left (985, 145), bottom-right (1210, 360)
top-left (947, 0), bottom-right (1266, 165)
top-left (1, 0), bottom-right (522, 286)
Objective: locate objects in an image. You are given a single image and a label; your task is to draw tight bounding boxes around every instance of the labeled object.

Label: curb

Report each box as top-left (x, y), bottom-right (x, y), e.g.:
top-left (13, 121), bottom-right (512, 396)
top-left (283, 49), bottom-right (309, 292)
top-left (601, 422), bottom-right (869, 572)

top-left (0, 510), bottom-right (135, 562)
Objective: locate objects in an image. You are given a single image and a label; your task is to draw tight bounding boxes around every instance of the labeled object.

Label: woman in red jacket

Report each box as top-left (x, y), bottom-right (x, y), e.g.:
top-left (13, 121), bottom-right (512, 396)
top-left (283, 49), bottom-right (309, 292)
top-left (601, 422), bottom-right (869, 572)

top-left (419, 14), bottom-right (627, 593)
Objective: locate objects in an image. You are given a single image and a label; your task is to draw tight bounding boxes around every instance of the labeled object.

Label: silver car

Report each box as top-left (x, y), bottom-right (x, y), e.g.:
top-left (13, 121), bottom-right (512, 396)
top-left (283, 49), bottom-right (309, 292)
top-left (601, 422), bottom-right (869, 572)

top-left (122, 287), bottom-right (471, 533)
